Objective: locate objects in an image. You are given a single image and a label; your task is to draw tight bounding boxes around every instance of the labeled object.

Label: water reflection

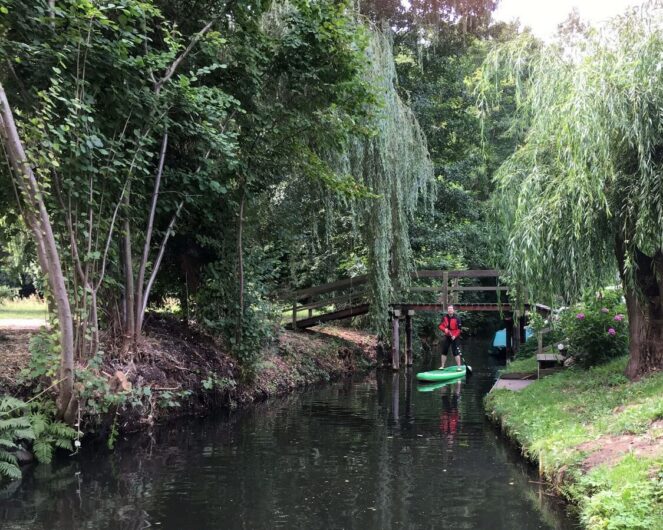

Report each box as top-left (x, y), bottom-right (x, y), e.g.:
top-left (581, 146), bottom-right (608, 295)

top-left (0, 339), bottom-right (576, 530)
top-left (439, 380), bottom-right (462, 446)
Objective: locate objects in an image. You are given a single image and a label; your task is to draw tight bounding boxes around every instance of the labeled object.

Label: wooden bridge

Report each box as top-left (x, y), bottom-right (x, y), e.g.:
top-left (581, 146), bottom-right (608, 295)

top-left (282, 269), bottom-right (550, 370)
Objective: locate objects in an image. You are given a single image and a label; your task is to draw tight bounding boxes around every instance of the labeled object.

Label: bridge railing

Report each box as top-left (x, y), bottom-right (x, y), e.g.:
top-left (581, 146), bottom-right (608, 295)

top-left (283, 275), bottom-right (368, 329)
top-left (403, 269), bottom-right (507, 306)
top-left (282, 269), bottom-right (508, 329)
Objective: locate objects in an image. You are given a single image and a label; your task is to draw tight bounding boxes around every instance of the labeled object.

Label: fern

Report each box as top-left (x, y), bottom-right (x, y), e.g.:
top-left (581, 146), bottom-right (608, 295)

top-left (29, 413), bottom-right (47, 438)
top-left (0, 396), bottom-right (27, 413)
top-left (0, 438), bottom-right (17, 449)
top-left (0, 461), bottom-right (21, 481)
top-left (32, 441), bottom-right (53, 464)
top-left (0, 396), bottom-right (76, 481)
top-left (0, 417), bottom-right (32, 432)
top-left (0, 452), bottom-right (18, 465)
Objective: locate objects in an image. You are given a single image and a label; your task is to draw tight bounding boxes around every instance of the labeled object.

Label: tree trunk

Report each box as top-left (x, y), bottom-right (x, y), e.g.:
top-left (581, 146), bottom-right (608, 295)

top-left (135, 133), bottom-right (168, 335)
top-left (123, 190), bottom-right (135, 348)
top-left (0, 83), bottom-right (77, 422)
top-left (235, 192), bottom-right (245, 347)
top-left (623, 285), bottom-right (663, 379)
top-left (616, 237), bottom-right (663, 379)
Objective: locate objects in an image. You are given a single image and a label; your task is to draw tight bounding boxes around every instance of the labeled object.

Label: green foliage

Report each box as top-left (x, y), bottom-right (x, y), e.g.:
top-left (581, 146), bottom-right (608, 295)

top-left (324, 28), bottom-right (434, 335)
top-left (0, 396), bottom-right (75, 482)
top-left (560, 298), bottom-right (629, 368)
top-left (156, 389), bottom-right (192, 409)
top-left (0, 284), bottom-right (13, 303)
top-left (577, 455), bottom-right (663, 529)
top-left (0, 396), bottom-right (29, 480)
top-left (198, 260), bottom-right (279, 370)
top-left (21, 329), bottom-right (60, 383)
top-left (202, 372), bottom-right (236, 393)
top-left (77, 353), bottom-right (134, 415)
top-left (477, 3), bottom-right (663, 301)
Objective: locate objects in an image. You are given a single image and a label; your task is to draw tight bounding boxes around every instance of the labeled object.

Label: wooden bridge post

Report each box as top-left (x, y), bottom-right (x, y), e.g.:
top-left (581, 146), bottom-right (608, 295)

top-left (391, 371), bottom-right (400, 420)
top-left (505, 316), bottom-right (514, 356)
top-left (405, 310), bottom-right (414, 366)
top-left (452, 277), bottom-right (459, 304)
top-left (513, 312), bottom-right (521, 354)
top-left (392, 309), bottom-right (401, 370)
top-left (292, 302), bottom-right (298, 330)
top-left (519, 315), bottom-right (527, 344)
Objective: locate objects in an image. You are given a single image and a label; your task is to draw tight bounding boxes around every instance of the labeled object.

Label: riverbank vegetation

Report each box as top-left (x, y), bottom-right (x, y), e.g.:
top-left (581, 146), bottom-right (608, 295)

top-left (1, 0), bottom-right (510, 448)
top-left (487, 358), bottom-right (663, 529)
top-left (0, 1), bottom-right (662, 526)
top-left (478, 0), bottom-right (663, 379)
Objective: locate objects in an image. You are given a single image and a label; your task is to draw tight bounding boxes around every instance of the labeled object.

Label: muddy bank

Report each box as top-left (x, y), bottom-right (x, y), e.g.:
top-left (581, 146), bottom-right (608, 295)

top-left (0, 317), bottom-right (377, 437)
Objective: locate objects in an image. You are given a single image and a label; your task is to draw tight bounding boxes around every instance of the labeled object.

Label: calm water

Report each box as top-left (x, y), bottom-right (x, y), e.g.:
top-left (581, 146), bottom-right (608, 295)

top-left (1, 338), bottom-right (576, 529)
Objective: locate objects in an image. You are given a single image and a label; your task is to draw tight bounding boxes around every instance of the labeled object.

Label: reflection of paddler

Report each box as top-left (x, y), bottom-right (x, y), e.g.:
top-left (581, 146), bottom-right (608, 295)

top-left (439, 381), bottom-right (462, 440)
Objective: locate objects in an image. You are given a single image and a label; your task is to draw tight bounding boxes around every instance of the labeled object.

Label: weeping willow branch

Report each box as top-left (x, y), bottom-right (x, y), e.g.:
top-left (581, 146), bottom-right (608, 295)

top-left (331, 28), bottom-right (435, 335)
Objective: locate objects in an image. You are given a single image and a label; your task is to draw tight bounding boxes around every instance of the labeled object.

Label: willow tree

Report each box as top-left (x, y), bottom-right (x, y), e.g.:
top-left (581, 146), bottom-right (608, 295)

top-left (335, 28), bottom-right (435, 334)
top-left (477, 1), bottom-right (663, 379)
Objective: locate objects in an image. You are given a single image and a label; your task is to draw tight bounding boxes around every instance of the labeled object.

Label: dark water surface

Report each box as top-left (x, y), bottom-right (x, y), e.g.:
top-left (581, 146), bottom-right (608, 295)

top-left (1, 338), bottom-right (576, 529)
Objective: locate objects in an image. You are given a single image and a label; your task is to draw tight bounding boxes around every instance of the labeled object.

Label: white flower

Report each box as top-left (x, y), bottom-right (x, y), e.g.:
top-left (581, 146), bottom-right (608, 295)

top-left (74, 440), bottom-right (82, 448)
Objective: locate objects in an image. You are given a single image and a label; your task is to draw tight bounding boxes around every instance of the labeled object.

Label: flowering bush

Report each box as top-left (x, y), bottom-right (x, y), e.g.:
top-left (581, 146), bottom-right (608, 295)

top-left (560, 298), bottom-right (629, 368)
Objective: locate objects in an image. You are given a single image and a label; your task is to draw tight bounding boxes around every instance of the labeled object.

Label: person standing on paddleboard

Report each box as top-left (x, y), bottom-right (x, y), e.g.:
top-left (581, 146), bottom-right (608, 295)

top-left (438, 305), bottom-right (462, 370)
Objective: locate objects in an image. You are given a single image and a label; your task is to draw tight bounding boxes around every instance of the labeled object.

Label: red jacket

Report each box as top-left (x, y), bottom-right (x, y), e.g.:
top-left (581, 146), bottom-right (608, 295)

top-left (438, 314), bottom-right (461, 339)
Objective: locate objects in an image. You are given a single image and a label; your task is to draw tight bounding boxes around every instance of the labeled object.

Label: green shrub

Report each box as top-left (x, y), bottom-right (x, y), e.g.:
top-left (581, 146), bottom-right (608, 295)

top-left (21, 329), bottom-right (60, 384)
top-left (196, 260), bottom-right (280, 372)
top-left (0, 396), bottom-right (76, 481)
top-left (0, 285), bottom-right (16, 308)
top-left (560, 296), bottom-right (628, 368)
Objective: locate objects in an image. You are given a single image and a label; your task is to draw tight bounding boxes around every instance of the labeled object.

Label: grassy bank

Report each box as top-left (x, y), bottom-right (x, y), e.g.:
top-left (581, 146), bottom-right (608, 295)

top-left (486, 357), bottom-right (663, 529)
top-left (0, 298), bottom-right (47, 321)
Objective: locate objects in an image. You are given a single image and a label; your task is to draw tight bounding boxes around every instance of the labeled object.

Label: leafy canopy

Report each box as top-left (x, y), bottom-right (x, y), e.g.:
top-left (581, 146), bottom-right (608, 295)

top-left (477, 1), bottom-right (663, 300)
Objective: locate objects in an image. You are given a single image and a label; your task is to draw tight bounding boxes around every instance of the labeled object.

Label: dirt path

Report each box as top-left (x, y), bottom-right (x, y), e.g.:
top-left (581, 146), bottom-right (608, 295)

top-left (0, 318), bottom-right (47, 330)
top-left (311, 325), bottom-right (378, 358)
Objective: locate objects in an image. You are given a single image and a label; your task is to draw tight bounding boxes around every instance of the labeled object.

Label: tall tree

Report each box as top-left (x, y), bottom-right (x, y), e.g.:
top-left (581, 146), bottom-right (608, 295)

top-left (478, 1), bottom-right (663, 378)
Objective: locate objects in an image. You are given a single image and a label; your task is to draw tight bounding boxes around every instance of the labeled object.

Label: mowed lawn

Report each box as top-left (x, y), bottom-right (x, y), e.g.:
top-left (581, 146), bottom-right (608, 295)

top-left (0, 298), bottom-right (48, 322)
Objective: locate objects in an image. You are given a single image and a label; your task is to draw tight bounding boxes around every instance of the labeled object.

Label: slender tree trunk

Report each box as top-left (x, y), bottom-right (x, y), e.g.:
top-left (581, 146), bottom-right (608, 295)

top-left (90, 289), bottom-right (99, 355)
top-left (135, 133), bottom-right (168, 334)
top-left (235, 192), bottom-right (245, 347)
top-left (141, 201), bottom-right (183, 319)
top-left (123, 189), bottom-right (135, 347)
top-left (0, 83), bottom-right (76, 422)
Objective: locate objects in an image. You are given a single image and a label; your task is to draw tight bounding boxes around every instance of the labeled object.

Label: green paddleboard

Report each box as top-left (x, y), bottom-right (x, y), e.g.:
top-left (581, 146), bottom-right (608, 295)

top-left (417, 379), bottom-right (465, 392)
top-left (416, 365), bottom-right (466, 382)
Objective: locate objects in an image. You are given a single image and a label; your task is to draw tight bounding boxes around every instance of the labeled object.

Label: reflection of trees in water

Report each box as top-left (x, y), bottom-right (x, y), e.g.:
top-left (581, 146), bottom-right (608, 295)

top-left (0, 366), bottom-right (575, 529)
top-left (1, 450), bottom-right (163, 529)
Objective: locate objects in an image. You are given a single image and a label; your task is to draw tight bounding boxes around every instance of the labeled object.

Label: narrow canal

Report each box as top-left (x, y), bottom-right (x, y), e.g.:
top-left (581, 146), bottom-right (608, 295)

top-left (1, 338), bottom-right (576, 529)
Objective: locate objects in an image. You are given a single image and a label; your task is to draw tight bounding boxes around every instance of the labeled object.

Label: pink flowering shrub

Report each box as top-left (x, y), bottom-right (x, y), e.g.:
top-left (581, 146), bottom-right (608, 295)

top-left (561, 298), bottom-right (628, 368)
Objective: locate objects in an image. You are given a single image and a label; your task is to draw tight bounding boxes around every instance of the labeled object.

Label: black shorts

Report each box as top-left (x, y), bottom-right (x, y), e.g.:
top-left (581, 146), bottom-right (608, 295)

top-left (441, 336), bottom-right (461, 356)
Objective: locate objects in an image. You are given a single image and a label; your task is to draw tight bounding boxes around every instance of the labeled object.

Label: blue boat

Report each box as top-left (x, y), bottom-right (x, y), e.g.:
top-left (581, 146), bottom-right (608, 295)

top-left (492, 326), bottom-right (534, 350)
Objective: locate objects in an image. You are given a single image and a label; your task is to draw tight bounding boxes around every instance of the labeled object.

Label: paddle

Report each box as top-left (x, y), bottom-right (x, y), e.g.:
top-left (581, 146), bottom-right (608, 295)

top-left (462, 355), bottom-right (473, 375)
top-left (457, 343), bottom-right (472, 375)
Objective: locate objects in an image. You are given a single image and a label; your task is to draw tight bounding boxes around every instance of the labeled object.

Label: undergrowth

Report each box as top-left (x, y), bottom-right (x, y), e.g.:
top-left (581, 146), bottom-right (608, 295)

top-left (0, 396), bottom-right (76, 481)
